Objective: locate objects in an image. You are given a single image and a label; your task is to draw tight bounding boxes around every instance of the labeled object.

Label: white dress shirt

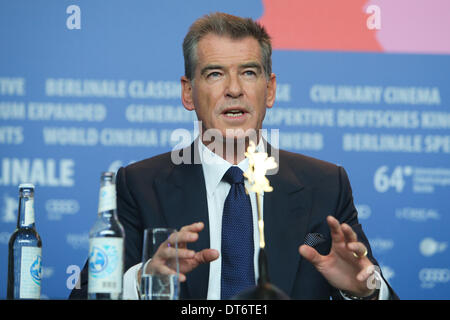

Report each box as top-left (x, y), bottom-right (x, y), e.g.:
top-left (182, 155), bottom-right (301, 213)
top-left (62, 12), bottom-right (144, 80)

top-left (122, 139), bottom-right (390, 300)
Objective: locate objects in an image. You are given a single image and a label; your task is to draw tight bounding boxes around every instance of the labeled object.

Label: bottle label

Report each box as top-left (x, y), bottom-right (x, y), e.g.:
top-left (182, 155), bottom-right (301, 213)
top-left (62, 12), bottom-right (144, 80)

top-left (88, 237), bottom-right (123, 294)
top-left (24, 198), bottom-right (35, 226)
top-left (19, 247), bottom-right (42, 299)
top-left (98, 185), bottom-right (116, 213)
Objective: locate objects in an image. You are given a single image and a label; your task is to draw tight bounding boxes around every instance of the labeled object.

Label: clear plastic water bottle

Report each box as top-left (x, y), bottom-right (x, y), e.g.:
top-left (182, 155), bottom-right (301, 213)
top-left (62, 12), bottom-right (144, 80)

top-left (7, 183), bottom-right (43, 300)
top-left (88, 172), bottom-right (125, 300)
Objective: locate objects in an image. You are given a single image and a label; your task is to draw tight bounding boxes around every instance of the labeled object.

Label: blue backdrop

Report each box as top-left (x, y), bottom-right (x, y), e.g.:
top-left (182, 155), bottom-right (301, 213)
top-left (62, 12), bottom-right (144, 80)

top-left (1, 0), bottom-right (449, 299)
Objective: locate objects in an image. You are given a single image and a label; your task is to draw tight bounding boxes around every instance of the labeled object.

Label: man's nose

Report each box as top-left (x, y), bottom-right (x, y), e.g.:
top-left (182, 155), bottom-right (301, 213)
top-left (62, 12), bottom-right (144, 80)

top-left (225, 73), bottom-right (243, 98)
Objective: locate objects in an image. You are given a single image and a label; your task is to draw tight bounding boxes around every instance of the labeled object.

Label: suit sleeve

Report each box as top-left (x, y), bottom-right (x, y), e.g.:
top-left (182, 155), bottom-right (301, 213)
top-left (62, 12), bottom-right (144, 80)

top-left (116, 166), bottom-right (144, 271)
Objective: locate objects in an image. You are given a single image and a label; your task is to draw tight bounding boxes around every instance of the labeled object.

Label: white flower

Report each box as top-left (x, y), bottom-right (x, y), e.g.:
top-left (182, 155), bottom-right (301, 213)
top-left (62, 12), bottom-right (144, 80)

top-left (244, 141), bottom-right (278, 194)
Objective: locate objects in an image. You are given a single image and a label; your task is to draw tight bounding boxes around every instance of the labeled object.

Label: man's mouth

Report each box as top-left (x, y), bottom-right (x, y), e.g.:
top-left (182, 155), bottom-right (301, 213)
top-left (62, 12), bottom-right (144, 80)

top-left (224, 109), bottom-right (245, 117)
top-left (221, 107), bottom-right (248, 119)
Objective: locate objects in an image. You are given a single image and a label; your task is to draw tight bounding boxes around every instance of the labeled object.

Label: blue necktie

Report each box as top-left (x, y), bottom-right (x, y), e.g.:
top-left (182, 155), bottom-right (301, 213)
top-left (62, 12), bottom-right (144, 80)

top-left (221, 166), bottom-right (255, 299)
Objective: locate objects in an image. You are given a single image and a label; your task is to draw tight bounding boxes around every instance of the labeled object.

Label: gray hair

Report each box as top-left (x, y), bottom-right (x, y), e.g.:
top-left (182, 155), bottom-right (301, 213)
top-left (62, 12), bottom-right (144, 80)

top-left (182, 12), bottom-right (272, 81)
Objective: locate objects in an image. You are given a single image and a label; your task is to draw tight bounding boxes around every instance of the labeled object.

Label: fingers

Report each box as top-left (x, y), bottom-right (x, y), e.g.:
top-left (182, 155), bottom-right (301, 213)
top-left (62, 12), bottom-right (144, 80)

top-left (356, 264), bottom-right (379, 283)
top-left (144, 261), bottom-right (174, 276)
top-left (327, 216), bottom-right (345, 243)
top-left (194, 249), bottom-right (220, 264)
top-left (168, 222), bottom-right (204, 246)
top-left (151, 222), bottom-right (219, 282)
top-left (157, 246), bottom-right (195, 260)
top-left (328, 216), bottom-right (361, 248)
top-left (180, 221), bottom-right (205, 233)
top-left (299, 244), bottom-right (324, 267)
top-left (328, 215), bottom-right (368, 259)
top-left (341, 223), bottom-right (357, 243)
top-left (159, 247), bottom-right (219, 265)
top-left (158, 222), bottom-right (206, 260)
top-left (347, 241), bottom-right (368, 258)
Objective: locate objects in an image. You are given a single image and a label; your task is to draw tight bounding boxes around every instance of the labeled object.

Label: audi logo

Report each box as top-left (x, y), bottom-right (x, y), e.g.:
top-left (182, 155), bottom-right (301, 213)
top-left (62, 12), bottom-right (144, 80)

top-left (419, 268), bottom-right (450, 283)
top-left (45, 199), bottom-right (80, 214)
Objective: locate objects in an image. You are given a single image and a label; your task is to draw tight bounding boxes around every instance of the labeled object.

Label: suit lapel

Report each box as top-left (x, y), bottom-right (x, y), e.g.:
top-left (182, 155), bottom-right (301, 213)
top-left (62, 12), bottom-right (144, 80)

top-left (154, 141), bottom-right (210, 299)
top-left (264, 151), bottom-right (313, 296)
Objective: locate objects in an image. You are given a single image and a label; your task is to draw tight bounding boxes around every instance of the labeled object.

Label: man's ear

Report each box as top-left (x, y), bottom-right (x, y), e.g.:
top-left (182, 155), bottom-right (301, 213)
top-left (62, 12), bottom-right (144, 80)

top-left (181, 76), bottom-right (195, 111)
top-left (266, 73), bottom-right (276, 109)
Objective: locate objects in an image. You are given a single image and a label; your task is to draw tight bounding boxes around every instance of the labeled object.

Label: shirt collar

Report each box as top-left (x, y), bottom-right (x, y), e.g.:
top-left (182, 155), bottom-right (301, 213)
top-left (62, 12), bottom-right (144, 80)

top-left (198, 138), bottom-right (265, 196)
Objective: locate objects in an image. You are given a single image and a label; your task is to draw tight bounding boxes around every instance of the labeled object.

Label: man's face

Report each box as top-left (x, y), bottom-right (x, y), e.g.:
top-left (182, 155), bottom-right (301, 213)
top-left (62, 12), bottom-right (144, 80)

top-left (181, 34), bottom-right (276, 141)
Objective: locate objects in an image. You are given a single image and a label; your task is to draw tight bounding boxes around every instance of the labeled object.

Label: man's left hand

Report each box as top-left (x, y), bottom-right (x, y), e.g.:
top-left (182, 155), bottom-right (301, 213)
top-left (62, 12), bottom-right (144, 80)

top-left (299, 215), bottom-right (378, 298)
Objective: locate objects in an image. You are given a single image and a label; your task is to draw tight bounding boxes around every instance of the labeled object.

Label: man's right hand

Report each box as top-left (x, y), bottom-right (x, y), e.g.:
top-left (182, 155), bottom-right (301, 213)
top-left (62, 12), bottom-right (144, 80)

top-left (139, 222), bottom-right (219, 282)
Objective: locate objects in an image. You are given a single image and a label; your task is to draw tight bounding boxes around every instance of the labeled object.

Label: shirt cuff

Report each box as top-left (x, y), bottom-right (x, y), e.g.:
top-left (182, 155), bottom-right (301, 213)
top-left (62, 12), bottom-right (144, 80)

top-left (340, 270), bottom-right (391, 300)
top-left (122, 263), bottom-right (142, 300)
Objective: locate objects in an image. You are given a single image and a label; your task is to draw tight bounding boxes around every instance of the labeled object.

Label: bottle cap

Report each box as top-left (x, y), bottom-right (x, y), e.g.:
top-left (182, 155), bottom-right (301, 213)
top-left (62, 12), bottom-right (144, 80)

top-left (100, 172), bottom-right (115, 182)
top-left (19, 183), bottom-right (35, 190)
top-left (101, 172), bottom-right (115, 177)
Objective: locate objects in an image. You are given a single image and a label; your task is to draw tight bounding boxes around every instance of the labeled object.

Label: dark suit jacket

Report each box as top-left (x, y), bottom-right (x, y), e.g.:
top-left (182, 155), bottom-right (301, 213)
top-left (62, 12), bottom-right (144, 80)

top-left (69, 142), bottom-right (398, 300)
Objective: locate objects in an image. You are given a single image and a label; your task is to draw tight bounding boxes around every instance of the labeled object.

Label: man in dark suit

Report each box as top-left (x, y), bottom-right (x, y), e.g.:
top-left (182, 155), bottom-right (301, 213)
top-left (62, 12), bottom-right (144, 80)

top-left (70, 12), bottom-right (397, 300)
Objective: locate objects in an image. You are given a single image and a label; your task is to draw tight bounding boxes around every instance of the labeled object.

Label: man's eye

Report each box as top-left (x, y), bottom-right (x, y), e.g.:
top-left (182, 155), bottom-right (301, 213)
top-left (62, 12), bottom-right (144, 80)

top-left (207, 72), bottom-right (222, 78)
top-left (243, 70), bottom-right (257, 77)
